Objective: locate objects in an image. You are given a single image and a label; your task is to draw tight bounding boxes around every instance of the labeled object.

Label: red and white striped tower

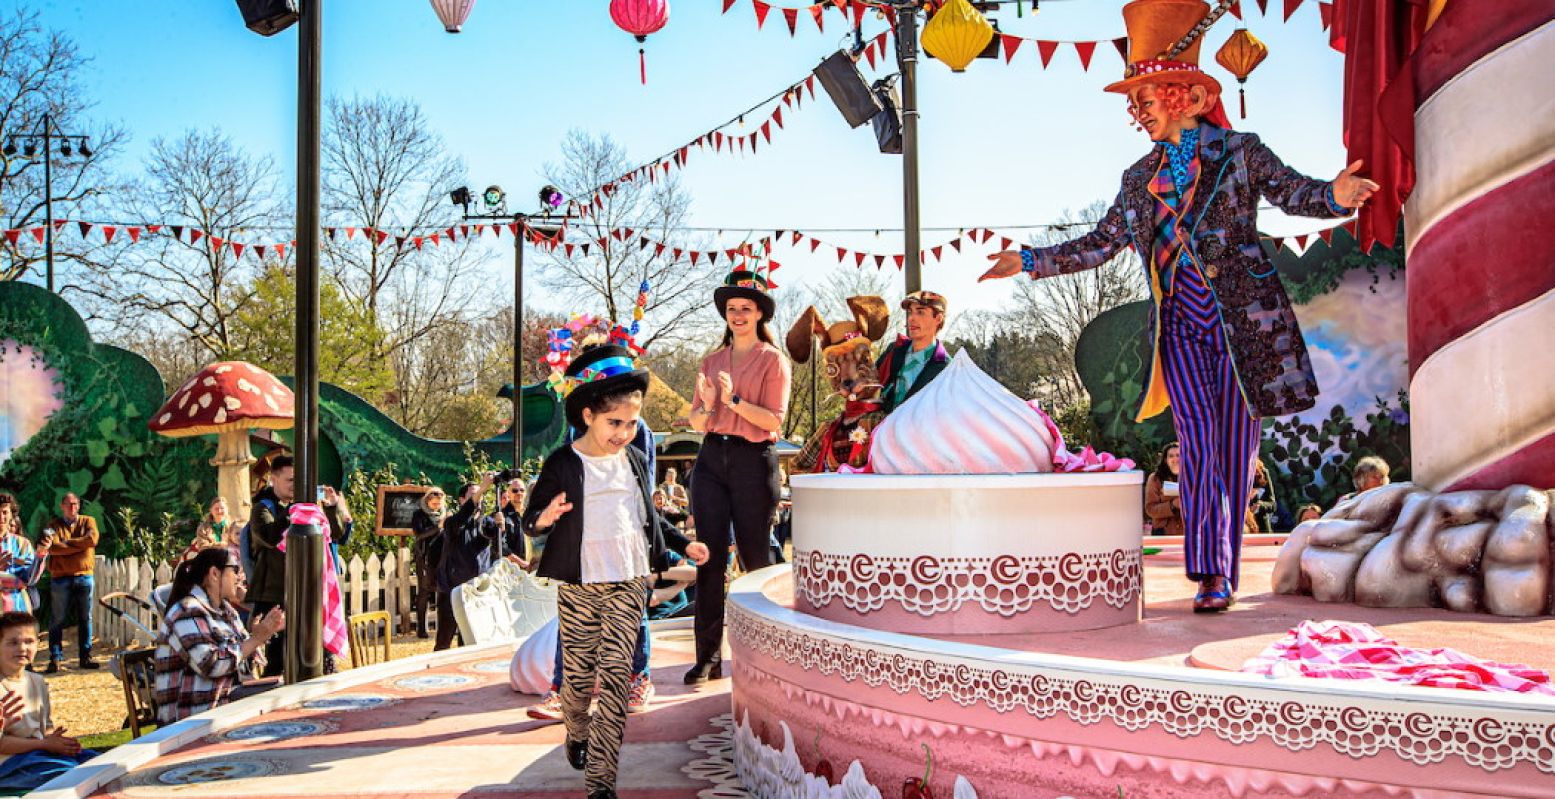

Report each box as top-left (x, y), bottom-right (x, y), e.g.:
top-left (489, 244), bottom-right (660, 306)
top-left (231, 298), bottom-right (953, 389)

top-left (1406, 4), bottom-right (1555, 492)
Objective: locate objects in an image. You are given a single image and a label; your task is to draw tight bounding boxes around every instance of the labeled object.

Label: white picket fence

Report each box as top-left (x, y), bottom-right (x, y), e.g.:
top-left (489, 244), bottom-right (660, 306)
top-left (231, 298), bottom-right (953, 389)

top-left (91, 547), bottom-right (421, 649)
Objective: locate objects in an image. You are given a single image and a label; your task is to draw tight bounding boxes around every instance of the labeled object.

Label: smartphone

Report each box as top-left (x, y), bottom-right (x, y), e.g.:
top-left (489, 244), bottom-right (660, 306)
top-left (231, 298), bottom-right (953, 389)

top-left (316, 487), bottom-right (327, 502)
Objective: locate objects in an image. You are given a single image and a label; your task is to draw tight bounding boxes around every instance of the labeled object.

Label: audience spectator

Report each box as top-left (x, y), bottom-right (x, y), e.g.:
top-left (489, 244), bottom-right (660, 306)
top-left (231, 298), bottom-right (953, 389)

top-left (1247, 459), bottom-right (1277, 534)
top-left (180, 498), bottom-right (231, 563)
top-left (1144, 443), bottom-right (1185, 537)
top-left (0, 495), bottom-right (42, 615)
top-left (1336, 456), bottom-right (1391, 504)
top-left (410, 488), bottom-right (447, 640)
top-left (244, 456), bottom-right (343, 676)
top-left (153, 548), bottom-right (284, 724)
top-left (657, 467), bottom-right (688, 512)
top-left (434, 477), bottom-right (501, 651)
top-left (0, 612), bottom-right (96, 791)
top-left (1295, 504), bottom-right (1323, 524)
top-left (41, 493), bottom-right (99, 673)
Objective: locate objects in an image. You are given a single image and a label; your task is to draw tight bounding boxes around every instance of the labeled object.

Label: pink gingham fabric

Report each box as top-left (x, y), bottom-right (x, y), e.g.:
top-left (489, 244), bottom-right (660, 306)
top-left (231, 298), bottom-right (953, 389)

top-left (1242, 620), bottom-right (1555, 696)
top-left (281, 504), bottom-right (350, 659)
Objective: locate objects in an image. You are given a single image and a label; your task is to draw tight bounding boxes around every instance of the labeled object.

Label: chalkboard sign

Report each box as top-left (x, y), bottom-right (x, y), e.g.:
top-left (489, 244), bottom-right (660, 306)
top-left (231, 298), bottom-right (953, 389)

top-left (375, 484), bottom-right (434, 536)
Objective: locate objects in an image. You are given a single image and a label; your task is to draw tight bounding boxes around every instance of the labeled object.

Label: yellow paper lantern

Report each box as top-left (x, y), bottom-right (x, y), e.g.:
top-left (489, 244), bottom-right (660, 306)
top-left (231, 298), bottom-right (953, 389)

top-left (921, 0), bottom-right (993, 73)
top-left (1215, 28), bottom-right (1269, 119)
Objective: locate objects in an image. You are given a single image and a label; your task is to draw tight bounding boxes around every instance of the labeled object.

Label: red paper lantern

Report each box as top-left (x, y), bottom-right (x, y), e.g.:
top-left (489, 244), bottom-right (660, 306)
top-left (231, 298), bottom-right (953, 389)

top-left (609, 0), bottom-right (670, 84)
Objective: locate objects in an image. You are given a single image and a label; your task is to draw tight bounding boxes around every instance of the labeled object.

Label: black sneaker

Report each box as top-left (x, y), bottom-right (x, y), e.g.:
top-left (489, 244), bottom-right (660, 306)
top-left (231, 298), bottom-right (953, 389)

top-left (565, 738), bottom-right (587, 771)
top-left (44, 660), bottom-right (58, 675)
top-left (587, 790), bottom-right (618, 799)
top-left (682, 662), bottom-right (722, 685)
top-left (78, 658), bottom-right (101, 670)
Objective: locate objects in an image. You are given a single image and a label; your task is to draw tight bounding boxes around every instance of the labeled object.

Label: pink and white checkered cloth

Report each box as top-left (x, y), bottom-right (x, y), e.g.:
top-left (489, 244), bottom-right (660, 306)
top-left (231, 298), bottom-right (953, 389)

top-left (1242, 620), bottom-right (1555, 696)
top-left (280, 504), bottom-right (350, 659)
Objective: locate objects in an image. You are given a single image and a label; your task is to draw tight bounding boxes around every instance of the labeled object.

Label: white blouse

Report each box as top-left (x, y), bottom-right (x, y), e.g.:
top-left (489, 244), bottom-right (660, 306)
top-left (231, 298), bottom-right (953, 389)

top-left (574, 447), bottom-right (650, 584)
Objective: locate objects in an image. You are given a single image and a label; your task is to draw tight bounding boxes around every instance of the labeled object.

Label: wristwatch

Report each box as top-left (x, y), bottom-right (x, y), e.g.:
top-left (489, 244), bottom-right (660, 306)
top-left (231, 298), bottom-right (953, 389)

top-left (730, 394), bottom-right (742, 407)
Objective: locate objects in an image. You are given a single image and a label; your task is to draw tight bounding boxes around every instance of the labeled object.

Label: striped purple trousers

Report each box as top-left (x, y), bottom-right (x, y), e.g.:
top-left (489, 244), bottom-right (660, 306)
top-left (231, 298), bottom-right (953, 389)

top-left (1159, 263), bottom-right (1260, 590)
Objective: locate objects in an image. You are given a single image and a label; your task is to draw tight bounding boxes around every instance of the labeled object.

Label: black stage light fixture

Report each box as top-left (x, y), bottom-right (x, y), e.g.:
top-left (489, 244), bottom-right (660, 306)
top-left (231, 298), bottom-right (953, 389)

top-left (870, 77), bottom-right (903, 155)
top-left (813, 49), bottom-right (883, 129)
top-left (235, 0), bottom-right (299, 36)
top-left (449, 186), bottom-right (472, 209)
top-left (78, 141), bottom-right (92, 158)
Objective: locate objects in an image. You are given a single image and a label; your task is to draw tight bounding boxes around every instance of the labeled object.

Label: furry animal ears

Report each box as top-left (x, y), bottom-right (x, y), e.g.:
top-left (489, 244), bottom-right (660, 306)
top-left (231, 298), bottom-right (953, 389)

top-left (785, 295), bottom-right (891, 363)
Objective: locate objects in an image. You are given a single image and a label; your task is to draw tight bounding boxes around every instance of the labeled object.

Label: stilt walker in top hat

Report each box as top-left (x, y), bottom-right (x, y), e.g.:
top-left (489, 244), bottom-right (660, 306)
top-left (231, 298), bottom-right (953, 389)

top-left (982, 0), bottom-right (1378, 612)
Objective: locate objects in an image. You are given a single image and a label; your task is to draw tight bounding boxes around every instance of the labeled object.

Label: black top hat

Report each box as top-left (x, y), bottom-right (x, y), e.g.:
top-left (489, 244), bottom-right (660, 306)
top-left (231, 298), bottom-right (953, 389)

top-left (562, 344), bottom-right (650, 431)
top-left (713, 268), bottom-right (776, 322)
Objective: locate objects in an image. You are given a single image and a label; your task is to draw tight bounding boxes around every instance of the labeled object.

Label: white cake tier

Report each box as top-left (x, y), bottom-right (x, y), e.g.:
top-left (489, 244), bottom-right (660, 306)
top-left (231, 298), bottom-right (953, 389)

top-left (790, 471), bottom-right (1145, 633)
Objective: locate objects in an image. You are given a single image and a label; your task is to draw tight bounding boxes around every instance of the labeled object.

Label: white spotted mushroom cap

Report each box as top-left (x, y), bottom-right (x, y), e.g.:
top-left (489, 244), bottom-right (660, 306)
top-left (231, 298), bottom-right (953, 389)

top-left (148, 361), bottom-right (295, 436)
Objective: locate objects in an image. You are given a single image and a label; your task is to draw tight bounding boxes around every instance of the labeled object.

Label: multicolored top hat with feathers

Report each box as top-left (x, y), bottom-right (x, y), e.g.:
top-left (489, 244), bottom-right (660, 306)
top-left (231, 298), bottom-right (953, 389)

top-left (559, 343), bottom-right (650, 432)
top-left (713, 241), bottom-right (779, 322)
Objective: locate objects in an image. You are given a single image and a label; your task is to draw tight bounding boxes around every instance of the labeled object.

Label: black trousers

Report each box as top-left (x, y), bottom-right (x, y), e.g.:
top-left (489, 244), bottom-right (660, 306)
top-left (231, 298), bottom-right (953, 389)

top-left (433, 590), bottom-right (463, 651)
top-left (690, 434), bottom-right (780, 665)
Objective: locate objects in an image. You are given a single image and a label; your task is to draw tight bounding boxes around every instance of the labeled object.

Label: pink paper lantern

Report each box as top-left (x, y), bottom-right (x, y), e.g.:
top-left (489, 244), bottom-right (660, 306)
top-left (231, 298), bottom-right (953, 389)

top-left (609, 0), bottom-right (670, 84)
top-left (429, 0), bottom-right (475, 34)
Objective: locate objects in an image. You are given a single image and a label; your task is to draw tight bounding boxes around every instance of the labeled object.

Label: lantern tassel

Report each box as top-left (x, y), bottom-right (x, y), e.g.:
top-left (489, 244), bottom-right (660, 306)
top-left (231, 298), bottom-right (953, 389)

top-left (639, 47), bottom-right (647, 85)
top-left (1239, 86), bottom-right (1247, 119)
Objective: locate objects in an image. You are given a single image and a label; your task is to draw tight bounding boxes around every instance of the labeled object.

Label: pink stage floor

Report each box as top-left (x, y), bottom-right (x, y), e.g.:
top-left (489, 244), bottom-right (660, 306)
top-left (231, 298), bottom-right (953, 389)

top-left (83, 549), bottom-right (1555, 798)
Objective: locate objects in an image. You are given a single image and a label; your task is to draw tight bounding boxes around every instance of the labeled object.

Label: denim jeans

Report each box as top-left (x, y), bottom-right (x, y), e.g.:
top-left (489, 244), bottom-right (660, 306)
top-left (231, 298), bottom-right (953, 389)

top-left (48, 574), bottom-right (94, 661)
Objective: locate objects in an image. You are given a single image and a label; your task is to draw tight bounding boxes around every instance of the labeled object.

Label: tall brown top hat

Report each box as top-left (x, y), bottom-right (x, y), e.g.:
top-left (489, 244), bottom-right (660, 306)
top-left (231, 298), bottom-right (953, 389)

top-left (1104, 0), bottom-right (1223, 96)
top-left (712, 243), bottom-right (777, 322)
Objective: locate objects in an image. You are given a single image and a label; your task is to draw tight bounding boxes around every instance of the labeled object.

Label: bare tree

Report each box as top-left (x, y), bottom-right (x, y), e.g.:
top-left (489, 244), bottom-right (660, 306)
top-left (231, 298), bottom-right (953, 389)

top-left (80, 129), bottom-right (284, 358)
top-left (0, 7), bottom-right (127, 285)
top-left (536, 130), bottom-right (719, 349)
top-left (320, 94), bottom-right (483, 359)
top-left (1007, 200), bottom-right (1149, 409)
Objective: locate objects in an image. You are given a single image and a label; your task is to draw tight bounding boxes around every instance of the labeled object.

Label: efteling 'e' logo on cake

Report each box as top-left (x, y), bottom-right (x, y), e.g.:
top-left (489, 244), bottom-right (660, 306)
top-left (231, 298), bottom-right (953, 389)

top-left (869, 350), bottom-right (1058, 474)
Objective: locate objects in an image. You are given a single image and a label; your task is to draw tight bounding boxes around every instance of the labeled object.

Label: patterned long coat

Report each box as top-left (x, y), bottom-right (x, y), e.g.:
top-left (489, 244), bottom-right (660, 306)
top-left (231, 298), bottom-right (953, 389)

top-left (1028, 124), bottom-right (1348, 421)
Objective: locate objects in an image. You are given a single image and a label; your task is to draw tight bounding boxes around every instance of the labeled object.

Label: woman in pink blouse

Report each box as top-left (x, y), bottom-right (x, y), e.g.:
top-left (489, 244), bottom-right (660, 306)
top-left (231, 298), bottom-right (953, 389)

top-left (683, 265), bottom-right (792, 684)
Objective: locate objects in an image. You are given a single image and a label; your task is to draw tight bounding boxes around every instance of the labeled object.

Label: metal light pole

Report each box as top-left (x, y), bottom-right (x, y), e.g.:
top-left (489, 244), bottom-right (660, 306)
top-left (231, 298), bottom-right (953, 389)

top-left (4, 113), bottom-right (90, 293)
top-left (287, 0), bottom-right (325, 685)
top-left (895, 3), bottom-right (923, 295)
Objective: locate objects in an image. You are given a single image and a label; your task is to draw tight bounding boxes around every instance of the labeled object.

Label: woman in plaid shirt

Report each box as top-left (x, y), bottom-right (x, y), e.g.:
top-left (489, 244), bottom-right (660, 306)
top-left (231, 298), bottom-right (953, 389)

top-left (153, 548), bottom-right (285, 724)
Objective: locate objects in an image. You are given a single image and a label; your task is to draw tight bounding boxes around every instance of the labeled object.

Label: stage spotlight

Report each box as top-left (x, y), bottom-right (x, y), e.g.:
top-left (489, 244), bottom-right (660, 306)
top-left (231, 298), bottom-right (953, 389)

top-left (539, 185), bottom-right (565, 209)
top-left (450, 186), bottom-right (471, 209)
top-left (482, 185), bottom-right (505, 210)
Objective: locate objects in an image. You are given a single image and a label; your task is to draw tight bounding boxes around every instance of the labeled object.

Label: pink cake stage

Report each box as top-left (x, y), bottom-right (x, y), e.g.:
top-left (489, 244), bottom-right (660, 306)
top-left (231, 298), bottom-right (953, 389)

top-left (729, 547), bottom-right (1555, 799)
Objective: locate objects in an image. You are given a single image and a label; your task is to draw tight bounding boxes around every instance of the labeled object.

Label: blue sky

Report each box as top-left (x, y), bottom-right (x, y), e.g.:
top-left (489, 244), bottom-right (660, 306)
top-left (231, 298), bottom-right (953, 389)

top-left (39, 0), bottom-right (1347, 316)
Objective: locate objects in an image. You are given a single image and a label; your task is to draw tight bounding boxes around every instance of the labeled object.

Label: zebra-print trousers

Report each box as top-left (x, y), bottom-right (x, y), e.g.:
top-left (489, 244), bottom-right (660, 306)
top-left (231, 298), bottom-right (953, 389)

top-left (558, 577), bottom-right (650, 793)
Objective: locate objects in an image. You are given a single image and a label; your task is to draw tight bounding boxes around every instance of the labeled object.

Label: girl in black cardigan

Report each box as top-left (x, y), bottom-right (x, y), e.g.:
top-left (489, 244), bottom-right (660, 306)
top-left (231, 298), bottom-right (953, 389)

top-left (523, 345), bottom-right (708, 799)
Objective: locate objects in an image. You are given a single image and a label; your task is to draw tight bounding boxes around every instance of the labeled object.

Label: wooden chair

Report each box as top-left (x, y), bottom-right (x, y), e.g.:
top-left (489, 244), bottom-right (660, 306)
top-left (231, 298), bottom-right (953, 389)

top-left (116, 648), bottom-right (159, 738)
top-left (347, 610), bottom-right (392, 669)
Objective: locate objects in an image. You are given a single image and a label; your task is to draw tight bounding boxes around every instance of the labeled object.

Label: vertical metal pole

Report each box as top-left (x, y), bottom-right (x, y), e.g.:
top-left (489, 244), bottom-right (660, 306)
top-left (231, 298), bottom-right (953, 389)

top-left (41, 113), bottom-right (54, 293)
top-left (287, 0), bottom-right (324, 685)
top-left (897, 4), bottom-right (923, 295)
top-left (514, 215), bottom-right (525, 474)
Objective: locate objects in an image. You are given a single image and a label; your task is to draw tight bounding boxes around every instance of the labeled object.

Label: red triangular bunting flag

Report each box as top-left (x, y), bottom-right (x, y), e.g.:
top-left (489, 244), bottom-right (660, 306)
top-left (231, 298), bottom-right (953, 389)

top-left (374, 229), bottom-right (389, 244)
top-left (782, 7), bottom-right (798, 34)
top-left (1231, 1), bottom-right (1243, 19)
top-left (672, 247), bottom-right (683, 259)
top-left (772, 108), bottom-right (784, 131)
top-left (492, 223), bottom-right (503, 238)
top-left (690, 251), bottom-right (701, 265)
top-left (836, 247), bottom-right (847, 263)
top-left (864, 40), bottom-right (879, 70)
top-left (1037, 40), bottom-right (1060, 67)
top-left (893, 254), bottom-right (905, 268)
top-left (1000, 237), bottom-right (1013, 250)
top-left (276, 242), bottom-right (289, 259)
top-left (639, 237), bottom-right (651, 251)
top-left (507, 222), bottom-right (519, 236)
top-left (31, 227), bottom-right (45, 244)
top-left (2, 230), bottom-right (18, 246)
top-left (53, 219), bottom-right (67, 232)
top-left (146, 224), bottom-right (162, 234)
top-left (873, 254), bottom-right (885, 269)
top-left (1318, 1), bottom-right (1332, 29)
top-left (189, 229), bottom-right (204, 244)
top-left (231, 242), bottom-right (245, 258)
top-left (810, 237), bottom-right (822, 252)
top-left (101, 226), bottom-right (117, 244)
top-left (713, 131), bottom-right (724, 151)
top-left (931, 245), bottom-right (944, 260)
top-left (1254, 0), bottom-right (1269, 14)
top-left (1317, 227), bottom-right (1334, 243)
top-left (791, 231), bottom-right (803, 245)
top-left (444, 226), bottom-right (456, 241)
top-left (126, 227), bottom-right (142, 243)
top-left (1074, 41), bottom-right (1098, 71)
top-left (809, 4), bottom-right (825, 31)
top-left (1294, 234), bottom-right (1310, 249)
top-left (1271, 237), bottom-right (1285, 250)
top-left (980, 229), bottom-right (995, 243)
top-left (1001, 34), bottom-right (1022, 63)
top-left (852, 2), bottom-right (866, 28)
top-left (206, 235), bottom-right (222, 249)
top-left (805, 75), bottom-right (815, 99)
top-left (395, 236), bottom-right (407, 248)
top-left (722, 0), bottom-right (736, 11)
top-left (255, 245), bottom-right (268, 259)
top-left (831, 0), bottom-right (847, 13)
top-left (753, 0), bottom-right (771, 29)
top-left (760, 121), bottom-right (772, 144)
top-left (345, 227), bottom-right (357, 239)
top-left (855, 252), bottom-right (867, 267)
top-left (564, 243), bottom-right (576, 257)
top-left (654, 243), bottom-right (666, 256)
top-left (1113, 37), bottom-right (1130, 61)
top-left (1284, 0), bottom-right (1302, 20)
top-left (949, 239), bottom-right (962, 252)
top-left (709, 252), bottom-right (720, 265)
top-left (426, 232), bottom-right (439, 246)
top-left (78, 221), bottom-right (94, 238)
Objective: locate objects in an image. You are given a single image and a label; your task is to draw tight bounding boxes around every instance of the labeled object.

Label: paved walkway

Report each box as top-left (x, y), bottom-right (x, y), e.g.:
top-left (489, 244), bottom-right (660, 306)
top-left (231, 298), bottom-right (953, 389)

top-left (93, 627), bottom-right (744, 799)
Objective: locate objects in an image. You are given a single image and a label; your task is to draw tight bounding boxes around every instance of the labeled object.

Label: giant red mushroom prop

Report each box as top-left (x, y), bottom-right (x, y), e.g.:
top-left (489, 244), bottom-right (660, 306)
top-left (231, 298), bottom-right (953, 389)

top-left (150, 362), bottom-right (294, 529)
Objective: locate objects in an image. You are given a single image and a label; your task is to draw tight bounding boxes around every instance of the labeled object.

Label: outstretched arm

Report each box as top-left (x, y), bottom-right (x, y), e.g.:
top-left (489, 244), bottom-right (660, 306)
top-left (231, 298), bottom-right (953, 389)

top-left (981, 191), bottom-right (1131, 281)
top-left (1249, 135), bottom-right (1375, 219)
